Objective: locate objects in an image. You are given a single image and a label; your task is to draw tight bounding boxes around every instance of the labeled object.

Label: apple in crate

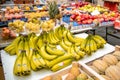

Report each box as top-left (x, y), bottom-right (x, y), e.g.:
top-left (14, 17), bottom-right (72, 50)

top-left (1, 27), bottom-right (10, 39)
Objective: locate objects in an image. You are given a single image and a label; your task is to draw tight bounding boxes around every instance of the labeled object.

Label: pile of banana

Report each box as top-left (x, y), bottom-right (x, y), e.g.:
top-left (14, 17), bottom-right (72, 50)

top-left (40, 20), bottom-right (55, 32)
top-left (80, 34), bottom-right (106, 55)
top-left (8, 20), bottom-right (25, 33)
top-left (4, 25), bottom-right (106, 76)
top-left (13, 50), bottom-right (31, 76)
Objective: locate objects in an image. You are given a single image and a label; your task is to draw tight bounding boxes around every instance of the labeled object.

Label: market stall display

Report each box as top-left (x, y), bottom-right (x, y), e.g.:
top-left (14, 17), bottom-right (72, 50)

top-left (0, 33), bottom-right (115, 80)
top-left (0, 0), bottom-right (120, 80)
top-left (4, 25), bottom-right (107, 76)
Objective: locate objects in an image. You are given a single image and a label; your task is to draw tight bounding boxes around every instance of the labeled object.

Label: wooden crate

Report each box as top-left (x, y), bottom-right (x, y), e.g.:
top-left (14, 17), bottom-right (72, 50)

top-left (41, 62), bottom-right (105, 80)
top-left (84, 45), bottom-right (120, 79)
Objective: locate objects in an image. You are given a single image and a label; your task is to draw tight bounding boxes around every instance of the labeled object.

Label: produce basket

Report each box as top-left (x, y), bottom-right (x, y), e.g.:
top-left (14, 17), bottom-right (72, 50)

top-left (84, 45), bottom-right (120, 80)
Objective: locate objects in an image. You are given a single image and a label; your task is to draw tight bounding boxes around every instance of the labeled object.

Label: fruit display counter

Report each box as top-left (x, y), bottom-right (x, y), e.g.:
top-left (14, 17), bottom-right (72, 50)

top-left (0, 1), bottom-right (119, 80)
top-left (0, 33), bottom-right (115, 80)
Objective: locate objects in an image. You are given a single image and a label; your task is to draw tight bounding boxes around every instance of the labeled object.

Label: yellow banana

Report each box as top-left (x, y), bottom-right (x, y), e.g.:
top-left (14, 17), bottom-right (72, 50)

top-left (75, 37), bottom-right (84, 46)
top-left (89, 39), bottom-right (95, 53)
top-left (94, 35), bottom-right (106, 44)
top-left (74, 45), bottom-right (85, 58)
top-left (59, 39), bottom-right (69, 51)
top-left (46, 44), bottom-right (64, 56)
top-left (31, 52), bottom-right (42, 70)
top-left (63, 39), bottom-right (72, 47)
top-left (80, 38), bottom-right (88, 51)
top-left (48, 54), bottom-right (73, 68)
top-left (62, 30), bottom-right (72, 47)
top-left (28, 36), bottom-right (36, 60)
top-left (90, 39), bottom-right (97, 52)
top-left (34, 50), bottom-right (43, 69)
top-left (16, 39), bottom-right (24, 56)
top-left (13, 52), bottom-right (22, 76)
top-left (6, 46), bottom-right (16, 55)
top-left (70, 45), bottom-right (80, 60)
top-left (58, 26), bottom-right (63, 40)
top-left (51, 59), bottom-right (72, 72)
top-left (5, 36), bottom-right (21, 55)
top-left (35, 51), bottom-right (46, 67)
top-left (44, 59), bottom-right (50, 68)
top-left (55, 27), bottom-right (61, 39)
top-left (66, 31), bottom-right (76, 43)
top-left (21, 50), bottom-right (31, 76)
top-left (37, 36), bottom-right (44, 49)
top-left (92, 39), bottom-right (98, 52)
top-left (85, 40), bottom-right (91, 55)
top-left (24, 39), bottom-right (30, 58)
top-left (30, 58), bottom-right (38, 71)
top-left (39, 45), bottom-right (57, 60)
top-left (48, 32), bottom-right (58, 44)
top-left (42, 32), bottom-right (48, 43)
top-left (4, 44), bottom-right (14, 52)
top-left (92, 36), bottom-right (103, 49)
top-left (52, 30), bottom-right (60, 42)
top-left (48, 44), bottom-right (56, 48)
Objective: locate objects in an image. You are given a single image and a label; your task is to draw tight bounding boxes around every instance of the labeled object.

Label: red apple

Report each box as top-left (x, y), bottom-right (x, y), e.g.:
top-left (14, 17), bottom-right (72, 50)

top-left (82, 20), bottom-right (87, 24)
top-left (76, 16), bottom-right (81, 21)
top-left (104, 18), bottom-right (109, 22)
top-left (99, 18), bottom-right (104, 23)
top-left (87, 19), bottom-right (93, 24)
top-left (109, 17), bottom-right (115, 21)
top-left (70, 14), bottom-right (76, 19)
top-left (2, 27), bottom-right (10, 34)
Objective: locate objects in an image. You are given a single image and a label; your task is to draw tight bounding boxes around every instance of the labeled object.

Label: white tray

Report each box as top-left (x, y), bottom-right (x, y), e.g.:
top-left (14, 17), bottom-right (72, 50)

top-left (0, 33), bottom-right (115, 80)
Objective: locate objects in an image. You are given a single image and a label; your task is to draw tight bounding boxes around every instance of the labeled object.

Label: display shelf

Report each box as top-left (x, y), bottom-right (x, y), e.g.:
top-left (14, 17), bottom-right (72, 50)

top-left (0, 33), bottom-right (115, 80)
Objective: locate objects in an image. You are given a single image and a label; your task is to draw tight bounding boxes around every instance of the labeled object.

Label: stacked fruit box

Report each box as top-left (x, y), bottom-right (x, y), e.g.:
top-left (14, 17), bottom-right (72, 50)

top-left (83, 45), bottom-right (120, 80)
top-left (41, 62), bottom-right (105, 80)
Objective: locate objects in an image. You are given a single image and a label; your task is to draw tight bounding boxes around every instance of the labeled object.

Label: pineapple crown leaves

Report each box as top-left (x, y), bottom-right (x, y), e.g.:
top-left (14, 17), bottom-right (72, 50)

top-left (48, 1), bottom-right (60, 19)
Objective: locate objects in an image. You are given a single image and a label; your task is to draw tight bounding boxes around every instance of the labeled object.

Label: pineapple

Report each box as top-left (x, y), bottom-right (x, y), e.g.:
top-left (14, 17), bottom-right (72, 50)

top-left (48, 1), bottom-right (60, 19)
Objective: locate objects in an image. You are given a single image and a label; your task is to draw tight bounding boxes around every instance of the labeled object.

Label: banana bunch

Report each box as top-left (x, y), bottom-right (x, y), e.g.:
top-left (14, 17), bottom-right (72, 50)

top-left (41, 20), bottom-right (55, 32)
top-left (59, 27), bottom-right (84, 51)
top-left (80, 34), bottom-right (106, 55)
top-left (28, 18), bottom-right (41, 24)
top-left (13, 50), bottom-right (31, 76)
top-left (24, 12), bottom-right (48, 19)
top-left (8, 20), bottom-right (25, 33)
top-left (15, 35), bottom-right (31, 57)
top-left (38, 44), bottom-right (57, 60)
top-left (30, 49), bottom-right (46, 71)
top-left (48, 53), bottom-right (73, 68)
top-left (68, 44), bottom-right (85, 60)
top-left (4, 36), bottom-right (21, 55)
top-left (47, 30), bottom-right (60, 45)
top-left (28, 33), bottom-right (38, 60)
top-left (25, 22), bottom-right (41, 33)
top-left (55, 24), bottom-right (67, 40)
